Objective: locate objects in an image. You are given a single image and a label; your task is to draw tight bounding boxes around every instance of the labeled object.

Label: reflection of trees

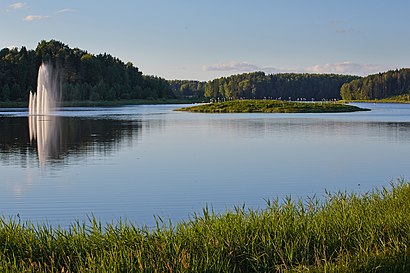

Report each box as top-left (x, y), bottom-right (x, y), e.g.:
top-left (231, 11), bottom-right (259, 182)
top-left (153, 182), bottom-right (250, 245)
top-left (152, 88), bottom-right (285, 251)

top-left (0, 116), bottom-right (141, 167)
top-left (0, 117), bottom-right (34, 167)
top-left (205, 118), bottom-right (410, 144)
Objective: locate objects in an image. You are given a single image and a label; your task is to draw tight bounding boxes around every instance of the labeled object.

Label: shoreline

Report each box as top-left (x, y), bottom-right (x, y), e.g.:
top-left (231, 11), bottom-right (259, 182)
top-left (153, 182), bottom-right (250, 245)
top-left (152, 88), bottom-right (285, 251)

top-left (0, 180), bottom-right (408, 272)
top-left (0, 98), bottom-right (203, 108)
top-left (1, 98), bottom-right (409, 109)
top-left (340, 99), bottom-right (410, 104)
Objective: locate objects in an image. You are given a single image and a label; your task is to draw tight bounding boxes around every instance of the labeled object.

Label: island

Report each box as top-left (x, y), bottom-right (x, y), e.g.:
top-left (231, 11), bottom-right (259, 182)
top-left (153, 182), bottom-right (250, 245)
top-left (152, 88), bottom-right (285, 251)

top-left (176, 100), bottom-right (370, 113)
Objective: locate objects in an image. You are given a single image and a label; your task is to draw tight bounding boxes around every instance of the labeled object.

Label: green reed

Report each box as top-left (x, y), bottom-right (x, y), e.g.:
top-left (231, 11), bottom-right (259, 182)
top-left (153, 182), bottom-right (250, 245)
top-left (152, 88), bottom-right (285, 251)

top-left (0, 180), bottom-right (409, 272)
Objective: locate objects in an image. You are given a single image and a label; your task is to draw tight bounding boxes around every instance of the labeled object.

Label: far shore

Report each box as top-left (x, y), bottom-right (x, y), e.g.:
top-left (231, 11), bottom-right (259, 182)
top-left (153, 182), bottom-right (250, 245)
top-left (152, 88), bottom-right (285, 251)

top-left (0, 98), bottom-right (204, 108)
top-left (1, 98), bottom-right (409, 109)
top-left (340, 99), bottom-right (410, 104)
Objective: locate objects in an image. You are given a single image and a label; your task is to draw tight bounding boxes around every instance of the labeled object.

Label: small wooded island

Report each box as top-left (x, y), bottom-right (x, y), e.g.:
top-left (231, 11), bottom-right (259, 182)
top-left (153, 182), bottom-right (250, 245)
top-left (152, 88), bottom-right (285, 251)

top-left (176, 100), bottom-right (370, 113)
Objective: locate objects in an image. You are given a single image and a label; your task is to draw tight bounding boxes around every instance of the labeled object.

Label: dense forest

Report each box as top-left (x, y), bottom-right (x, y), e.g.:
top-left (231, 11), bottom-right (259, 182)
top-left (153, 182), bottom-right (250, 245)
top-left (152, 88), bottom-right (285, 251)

top-left (3, 40), bottom-right (409, 103)
top-left (200, 72), bottom-right (358, 100)
top-left (340, 69), bottom-right (410, 100)
top-left (169, 80), bottom-right (205, 99)
top-left (0, 40), bottom-right (175, 102)
top-left (171, 73), bottom-right (359, 100)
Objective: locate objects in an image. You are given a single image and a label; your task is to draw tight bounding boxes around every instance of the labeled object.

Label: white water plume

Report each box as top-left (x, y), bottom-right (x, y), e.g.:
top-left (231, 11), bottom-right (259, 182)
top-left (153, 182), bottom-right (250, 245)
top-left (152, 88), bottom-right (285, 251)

top-left (28, 63), bottom-right (60, 115)
top-left (28, 62), bottom-right (62, 166)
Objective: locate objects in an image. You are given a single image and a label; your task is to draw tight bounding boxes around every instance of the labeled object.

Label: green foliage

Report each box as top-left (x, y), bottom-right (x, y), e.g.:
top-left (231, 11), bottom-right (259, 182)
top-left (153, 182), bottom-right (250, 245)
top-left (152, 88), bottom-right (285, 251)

top-left (169, 80), bottom-right (205, 98)
top-left (380, 94), bottom-right (410, 102)
top-left (3, 40), bottom-right (410, 104)
top-left (0, 180), bottom-right (408, 272)
top-left (0, 46), bottom-right (37, 102)
top-left (198, 72), bottom-right (359, 100)
top-left (0, 40), bottom-right (175, 103)
top-left (170, 73), bottom-right (358, 101)
top-left (177, 100), bottom-right (369, 113)
top-left (341, 69), bottom-right (410, 100)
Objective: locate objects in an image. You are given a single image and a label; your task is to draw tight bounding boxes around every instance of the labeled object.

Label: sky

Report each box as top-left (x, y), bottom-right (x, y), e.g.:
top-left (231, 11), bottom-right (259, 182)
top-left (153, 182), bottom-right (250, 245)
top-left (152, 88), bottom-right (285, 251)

top-left (1, 0), bottom-right (410, 81)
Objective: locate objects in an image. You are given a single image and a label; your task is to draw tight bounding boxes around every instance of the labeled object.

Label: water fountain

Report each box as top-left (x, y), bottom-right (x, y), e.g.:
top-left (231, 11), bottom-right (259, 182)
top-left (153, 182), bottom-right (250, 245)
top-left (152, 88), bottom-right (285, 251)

top-left (28, 62), bottom-right (60, 115)
top-left (28, 62), bottom-right (61, 165)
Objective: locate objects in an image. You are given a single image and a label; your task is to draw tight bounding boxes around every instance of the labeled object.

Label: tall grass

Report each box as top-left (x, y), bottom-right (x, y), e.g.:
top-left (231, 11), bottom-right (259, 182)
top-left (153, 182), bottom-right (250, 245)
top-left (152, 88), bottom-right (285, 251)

top-left (1, 180), bottom-right (409, 272)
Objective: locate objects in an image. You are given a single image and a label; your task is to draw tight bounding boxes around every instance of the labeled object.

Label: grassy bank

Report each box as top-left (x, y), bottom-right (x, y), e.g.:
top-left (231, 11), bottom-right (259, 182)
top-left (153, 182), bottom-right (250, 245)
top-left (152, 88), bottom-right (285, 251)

top-left (341, 94), bottom-right (410, 104)
top-left (0, 180), bottom-right (408, 272)
top-left (0, 101), bottom-right (27, 108)
top-left (176, 100), bottom-right (369, 113)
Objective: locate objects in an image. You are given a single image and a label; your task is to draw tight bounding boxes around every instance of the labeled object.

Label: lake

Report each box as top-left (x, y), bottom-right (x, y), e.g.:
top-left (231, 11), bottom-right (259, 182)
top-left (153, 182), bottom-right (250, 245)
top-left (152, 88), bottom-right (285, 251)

top-left (0, 103), bottom-right (409, 228)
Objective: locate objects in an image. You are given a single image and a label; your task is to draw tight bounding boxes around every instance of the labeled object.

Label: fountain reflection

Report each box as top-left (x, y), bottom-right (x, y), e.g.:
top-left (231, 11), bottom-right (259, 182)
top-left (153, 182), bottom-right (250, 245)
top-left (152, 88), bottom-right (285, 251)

top-left (0, 116), bottom-right (142, 167)
top-left (28, 115), bottom-right (61, 166)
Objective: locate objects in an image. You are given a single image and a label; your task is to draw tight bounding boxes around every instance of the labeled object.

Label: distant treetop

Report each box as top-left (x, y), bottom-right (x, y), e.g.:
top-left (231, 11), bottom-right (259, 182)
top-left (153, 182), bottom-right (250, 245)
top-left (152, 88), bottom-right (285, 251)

top-left (0, 40), bottom-right (175, 102)
top-left (341, 69), bottom-right (410, 100)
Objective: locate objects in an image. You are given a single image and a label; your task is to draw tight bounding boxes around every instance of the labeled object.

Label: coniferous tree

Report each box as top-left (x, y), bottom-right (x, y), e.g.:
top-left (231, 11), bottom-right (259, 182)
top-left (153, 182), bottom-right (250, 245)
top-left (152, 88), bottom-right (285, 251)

top-left (341, 69), bottom-right (410, 100)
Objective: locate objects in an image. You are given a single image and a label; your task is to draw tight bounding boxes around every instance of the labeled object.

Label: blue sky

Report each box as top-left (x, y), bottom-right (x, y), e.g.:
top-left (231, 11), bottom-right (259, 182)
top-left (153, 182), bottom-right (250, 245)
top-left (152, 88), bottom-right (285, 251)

top-left (1, 0), bottom-right (409, 81)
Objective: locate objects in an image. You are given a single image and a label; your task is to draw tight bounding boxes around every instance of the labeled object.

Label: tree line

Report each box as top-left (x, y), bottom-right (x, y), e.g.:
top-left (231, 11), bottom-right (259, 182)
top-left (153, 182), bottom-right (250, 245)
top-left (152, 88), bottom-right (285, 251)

top-left (171, 72), bottom-right (359, 100)
top-left (169, 72), bottom-right (359, 100)
top-left (169, 80), bottom-right (205, 99)
top-left (2, 40), bottom-right (409, 103)
top-left (198, 72), bottom-right (359, 100)
top-left (340, 68), bottom-right (410, 100)
top-left (0, 40), bottom-right (175, 102)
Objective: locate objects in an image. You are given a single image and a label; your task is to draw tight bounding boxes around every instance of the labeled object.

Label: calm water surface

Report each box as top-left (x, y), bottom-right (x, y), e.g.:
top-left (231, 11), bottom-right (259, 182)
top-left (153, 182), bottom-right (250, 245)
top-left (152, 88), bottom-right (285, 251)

top-left (0, 103), bottom-right (409, 227)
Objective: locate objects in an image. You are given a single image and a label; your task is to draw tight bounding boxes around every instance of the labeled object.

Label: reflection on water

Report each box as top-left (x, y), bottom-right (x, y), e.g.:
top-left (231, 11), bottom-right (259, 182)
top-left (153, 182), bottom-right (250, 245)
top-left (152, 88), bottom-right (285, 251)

top-left (1, 114), bottom-right (409, 168)
top-left (203, 117), bottom-right (410, 142)
top-left (1, 115), bottom-right (142, 167)
top-left (29, 115), bottom-right (59, 166)
top-left (0, 103), bottom-right (409, 228)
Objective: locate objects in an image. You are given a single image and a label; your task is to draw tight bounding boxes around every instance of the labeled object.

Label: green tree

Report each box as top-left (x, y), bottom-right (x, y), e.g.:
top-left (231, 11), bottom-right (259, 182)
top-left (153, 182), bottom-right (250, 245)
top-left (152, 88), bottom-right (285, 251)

top-left (341, 69), bottom-right (410, 100)
top-left (1, 84), bottom-right (10, 101)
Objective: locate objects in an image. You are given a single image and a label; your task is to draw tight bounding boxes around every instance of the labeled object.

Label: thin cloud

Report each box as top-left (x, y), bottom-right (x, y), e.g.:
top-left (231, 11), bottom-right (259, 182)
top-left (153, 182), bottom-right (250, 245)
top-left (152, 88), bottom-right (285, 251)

top-left (328, 20), bottom-right (356, 34)
top-left (328, 20), bottom-right (342, 26)
top-left (24, 15), bottom-right (49, 22)
top-left (203, 62), bottom-right (260, 72)
top-left (7, 2), bottom-right (25, 11)
top-left (203, 61), bottom-right (393, 77)
top-left (335, 29), bottom-right (354, 34)
top-left (305, 62), bottom-right (392, 76)
top-left (56, 8), bottom-right (77, 14)
top-left (203, 61), bottom-right (281, 74)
